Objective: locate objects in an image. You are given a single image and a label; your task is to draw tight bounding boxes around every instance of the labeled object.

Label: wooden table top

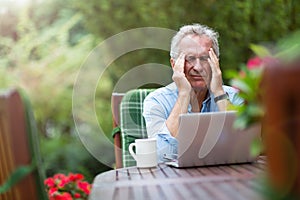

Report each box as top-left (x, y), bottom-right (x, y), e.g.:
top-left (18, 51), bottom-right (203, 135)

top-left (90, 156), bottom-right (266, 200)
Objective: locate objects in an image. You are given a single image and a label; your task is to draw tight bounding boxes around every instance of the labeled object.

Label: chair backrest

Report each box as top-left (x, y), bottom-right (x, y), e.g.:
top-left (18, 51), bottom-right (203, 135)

top-left (0, 88), bottom-right (46, 200)
top-left (119, 89), bottom-right (155, 167)
top-left (111, 93), bottom-right (125, 168)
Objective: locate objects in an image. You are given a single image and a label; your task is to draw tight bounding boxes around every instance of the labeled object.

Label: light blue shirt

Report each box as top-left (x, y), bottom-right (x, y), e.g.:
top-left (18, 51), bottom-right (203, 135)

top-left (143, 82), bottom-right (243, 162)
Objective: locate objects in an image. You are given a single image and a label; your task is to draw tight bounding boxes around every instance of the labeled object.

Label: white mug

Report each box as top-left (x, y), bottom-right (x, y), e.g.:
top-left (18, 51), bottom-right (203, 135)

top-left (129, 138), bottom-right (157, 168)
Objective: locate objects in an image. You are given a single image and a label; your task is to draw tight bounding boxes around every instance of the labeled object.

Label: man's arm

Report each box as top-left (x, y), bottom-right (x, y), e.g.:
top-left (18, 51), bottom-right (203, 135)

top-left (165, 93), bottom-right (190, 137)
top-left (166, 53), bottom-right (191, 137)
top-left (143, 95), bottom-right (179, 162)
top-left (208, 48), bottom-right (232, 111)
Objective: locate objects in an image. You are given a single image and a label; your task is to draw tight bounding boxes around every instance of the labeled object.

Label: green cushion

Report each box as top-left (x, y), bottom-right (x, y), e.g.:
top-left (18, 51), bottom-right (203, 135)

top-left (120, 89), bottom-right (155, 167)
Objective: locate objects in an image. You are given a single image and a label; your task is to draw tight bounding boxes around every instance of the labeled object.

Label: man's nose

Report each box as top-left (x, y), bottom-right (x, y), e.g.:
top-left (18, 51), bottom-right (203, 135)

top-left (193, 59), bottom-right (204, 71)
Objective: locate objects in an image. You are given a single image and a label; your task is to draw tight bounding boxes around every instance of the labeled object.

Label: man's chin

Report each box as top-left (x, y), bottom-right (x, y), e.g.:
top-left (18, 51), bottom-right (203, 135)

top-left (191, 83), bottom-right (208, 91)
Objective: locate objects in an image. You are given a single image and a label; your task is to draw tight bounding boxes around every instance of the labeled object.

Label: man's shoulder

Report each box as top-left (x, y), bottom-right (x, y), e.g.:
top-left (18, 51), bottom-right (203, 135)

top-left (145, 82), bottom-right (177, 100)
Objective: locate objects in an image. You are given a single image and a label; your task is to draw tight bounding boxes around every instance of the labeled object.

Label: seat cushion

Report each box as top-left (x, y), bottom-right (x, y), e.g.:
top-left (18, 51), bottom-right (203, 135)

top-left (120, 89), bottom-right (155, 167)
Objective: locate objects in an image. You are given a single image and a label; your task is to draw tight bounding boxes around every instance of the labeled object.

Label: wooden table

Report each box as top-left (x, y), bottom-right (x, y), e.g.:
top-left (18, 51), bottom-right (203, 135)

top-left (90, 156), bottom-right (266, 200)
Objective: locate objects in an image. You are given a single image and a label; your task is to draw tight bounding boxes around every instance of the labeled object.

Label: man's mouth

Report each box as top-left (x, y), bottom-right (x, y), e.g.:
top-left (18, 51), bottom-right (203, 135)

top-left (190, 75), bottom-right (205, 80)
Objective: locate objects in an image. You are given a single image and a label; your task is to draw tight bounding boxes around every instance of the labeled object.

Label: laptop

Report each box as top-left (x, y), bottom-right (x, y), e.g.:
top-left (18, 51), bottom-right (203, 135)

top-left (165, 111), bottom-right (261, 168)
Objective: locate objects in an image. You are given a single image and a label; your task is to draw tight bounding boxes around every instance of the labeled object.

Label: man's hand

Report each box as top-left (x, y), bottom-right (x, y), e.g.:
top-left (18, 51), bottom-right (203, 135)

top-left (172, 53), bottom-right (192, 96)
top-left (208, 48), bottom-right (231, 111)
top-left (167, 53), bottom-right (191, 137)
top-left (208, 48), bottom-right (224, 96)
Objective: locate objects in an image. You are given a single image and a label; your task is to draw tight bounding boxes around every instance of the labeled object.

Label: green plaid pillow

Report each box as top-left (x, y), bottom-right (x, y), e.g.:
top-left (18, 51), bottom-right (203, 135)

top-left (120, 89), bottom-right (155, 167)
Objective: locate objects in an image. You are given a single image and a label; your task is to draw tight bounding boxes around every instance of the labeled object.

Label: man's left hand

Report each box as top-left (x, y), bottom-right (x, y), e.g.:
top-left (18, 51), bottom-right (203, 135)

top-left (208, 48), bottom-right (224, 96)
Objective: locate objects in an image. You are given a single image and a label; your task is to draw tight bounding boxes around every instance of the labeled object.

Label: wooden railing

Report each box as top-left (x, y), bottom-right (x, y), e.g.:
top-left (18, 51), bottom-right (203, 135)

top-left (0, 88), bottom-right (46, 200)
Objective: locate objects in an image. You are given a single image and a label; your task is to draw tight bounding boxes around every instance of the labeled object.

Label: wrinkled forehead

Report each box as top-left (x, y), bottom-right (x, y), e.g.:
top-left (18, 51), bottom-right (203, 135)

top-left (178, 34), bottom-right (212, 55)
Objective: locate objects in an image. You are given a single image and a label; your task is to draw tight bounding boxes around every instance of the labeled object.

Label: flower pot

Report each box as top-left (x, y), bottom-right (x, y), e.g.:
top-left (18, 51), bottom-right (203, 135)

top-left (262, 60), bottom-right (300, 198)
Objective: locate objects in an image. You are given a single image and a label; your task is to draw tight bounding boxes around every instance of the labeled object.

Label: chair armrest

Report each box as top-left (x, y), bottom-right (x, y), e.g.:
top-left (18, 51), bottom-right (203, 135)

top-left (112, 127), bottom-right (122, 168)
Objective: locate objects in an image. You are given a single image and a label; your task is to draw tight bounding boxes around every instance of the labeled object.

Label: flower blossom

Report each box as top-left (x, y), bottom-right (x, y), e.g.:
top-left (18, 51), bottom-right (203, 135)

top-left (77, 181), bottom-right (91, 195)
top-left (44, 173), bottom-right (92, 200)
top-left (44, 177), bottom-right (56, 188)
top-left (247, 56), bottom-right (278, 70)
top-left (50, 192), bottom-right (72, 200)
top-left (247, 56), bottom-right (264, 69)
top-left (69, 173), bottom-right (84, 182)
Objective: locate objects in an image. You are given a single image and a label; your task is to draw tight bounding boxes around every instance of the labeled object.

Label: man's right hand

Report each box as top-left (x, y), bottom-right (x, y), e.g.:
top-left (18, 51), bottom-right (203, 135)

top-left (172, 53), bottom-right (192, 96)
top-left (167, 53), bottom-right (191, 137)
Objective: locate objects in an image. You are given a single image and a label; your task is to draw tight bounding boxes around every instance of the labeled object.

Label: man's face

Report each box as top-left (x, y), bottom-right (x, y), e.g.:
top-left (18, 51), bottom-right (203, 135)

top-left (177, 34), bottom-right (213, 91)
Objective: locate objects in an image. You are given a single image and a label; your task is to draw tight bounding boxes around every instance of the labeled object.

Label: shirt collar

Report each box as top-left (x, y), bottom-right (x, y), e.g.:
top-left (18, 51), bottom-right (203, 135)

top-left (187, 90), bottom-right (212, 113)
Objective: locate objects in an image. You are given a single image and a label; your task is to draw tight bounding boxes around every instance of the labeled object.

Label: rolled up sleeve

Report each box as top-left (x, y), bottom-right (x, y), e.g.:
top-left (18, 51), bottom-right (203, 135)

top-left (143, 94), bottom-right (178, 162)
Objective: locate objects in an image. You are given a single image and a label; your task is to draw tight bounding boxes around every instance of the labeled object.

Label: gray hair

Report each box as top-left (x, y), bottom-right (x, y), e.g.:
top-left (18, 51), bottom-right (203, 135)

top-left (170, 23), bottom-right (220, 59)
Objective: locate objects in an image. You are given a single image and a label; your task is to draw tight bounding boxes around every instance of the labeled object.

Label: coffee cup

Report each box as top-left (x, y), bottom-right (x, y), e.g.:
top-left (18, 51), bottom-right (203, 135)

top-left (128, 138), bottom-right (157, 168)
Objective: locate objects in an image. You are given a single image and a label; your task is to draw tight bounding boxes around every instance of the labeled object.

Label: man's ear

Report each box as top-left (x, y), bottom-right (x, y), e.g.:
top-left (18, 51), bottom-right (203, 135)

top-left (170, 58), bottom-right (175, 68)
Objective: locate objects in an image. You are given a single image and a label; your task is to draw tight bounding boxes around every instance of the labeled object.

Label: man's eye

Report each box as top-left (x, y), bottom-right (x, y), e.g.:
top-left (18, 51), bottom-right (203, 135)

top-left (200, 56), bottom-right (209, 61)
top-left (187, 56), bottom-right (196, 62)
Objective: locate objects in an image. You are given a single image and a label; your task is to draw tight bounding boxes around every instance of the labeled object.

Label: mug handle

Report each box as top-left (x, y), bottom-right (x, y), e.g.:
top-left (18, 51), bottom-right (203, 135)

top-left (128, 143), bottom-right (137, 161)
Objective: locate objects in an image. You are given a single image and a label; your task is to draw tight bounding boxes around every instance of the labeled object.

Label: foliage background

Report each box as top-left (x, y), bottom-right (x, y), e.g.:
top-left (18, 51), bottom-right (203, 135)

top-left (0, 0), bottom-right (299, 182)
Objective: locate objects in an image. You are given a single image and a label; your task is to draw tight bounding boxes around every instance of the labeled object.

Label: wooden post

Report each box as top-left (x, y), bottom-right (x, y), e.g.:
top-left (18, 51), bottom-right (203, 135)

top-left (262, 60), bottom-right (300, 198)
top-left (0, 89), bottom-right (39, 200)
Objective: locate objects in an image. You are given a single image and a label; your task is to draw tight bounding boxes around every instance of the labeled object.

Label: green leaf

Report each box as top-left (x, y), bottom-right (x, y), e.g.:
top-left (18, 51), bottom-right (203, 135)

top-left (276, 30), bottom-right (300, 62)
top-left (249, 44), bottom-right (271, 57)
top-left (0, 164), bottom-right (35, 194)
top-left (247, 104), bottom-right (264, 116)
top-left (233, 114), bottom-right (250, 130)
top-left (250, 137), bottom-right (264, 157)
top-left (224, 70), bottom-right (239, 79)
top-left (231, 79), bottom-right (251, 94)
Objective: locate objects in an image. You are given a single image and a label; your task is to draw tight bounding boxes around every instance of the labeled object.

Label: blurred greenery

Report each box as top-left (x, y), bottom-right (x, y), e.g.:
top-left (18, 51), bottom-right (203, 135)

top-left (0, 0), bottom-right (299, 183)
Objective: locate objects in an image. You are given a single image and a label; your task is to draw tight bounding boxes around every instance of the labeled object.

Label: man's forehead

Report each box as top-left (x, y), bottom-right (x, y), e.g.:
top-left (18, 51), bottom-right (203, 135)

top-left (182, 34), bottom-right (211, 43)
top-left (179, 35), bottom-right (212, 48)
top-left (179, 35), bottom-right (212, 54)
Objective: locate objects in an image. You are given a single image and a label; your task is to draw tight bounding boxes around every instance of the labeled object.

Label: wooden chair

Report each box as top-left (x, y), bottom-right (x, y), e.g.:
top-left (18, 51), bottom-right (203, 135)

top-left (112, 89), bottom-right (155, 168)
top-left (111, 92), bottom-right (125, 169)
top-left (0, 88), bottom-right (47, 200)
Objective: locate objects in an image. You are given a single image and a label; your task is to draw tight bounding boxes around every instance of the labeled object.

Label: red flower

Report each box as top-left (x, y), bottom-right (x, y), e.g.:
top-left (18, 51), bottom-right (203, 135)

top-left (53, 173), bottom-right (67, 180)
top-left (44, 177), bottom-right (56, 188)
top-left (45, 173), bottom-right (91, 200)
top-left (246, 56), bottom-right (263, 69)
top-left (57, 176), bottom-right (70, 188)
top-left (48, 187), bottom-right (58, 196)
top-left (247, 56), bottom-right (279, 70)
top-left (69, 173), bottom-right (84, 182)
top-left (77, 181), bottom-right (91, 195)
top-left (50, 192), bottom-right (73, 200)
top-left (74, 193), bottom-right (81, 198)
